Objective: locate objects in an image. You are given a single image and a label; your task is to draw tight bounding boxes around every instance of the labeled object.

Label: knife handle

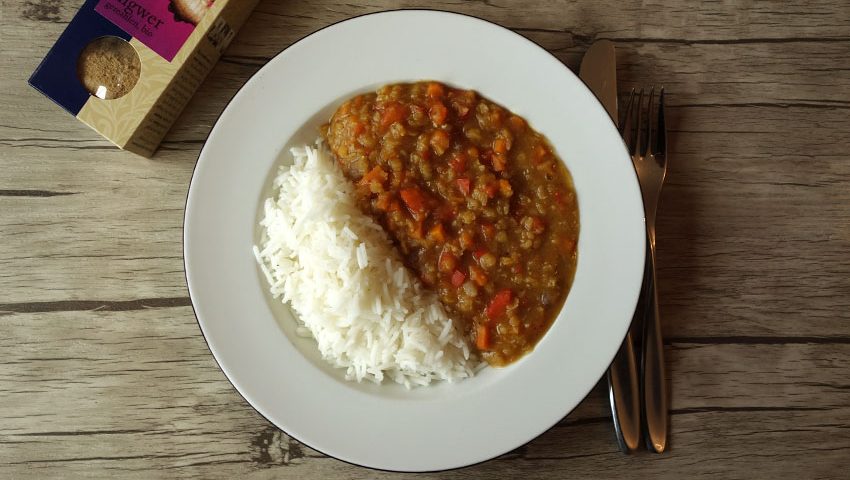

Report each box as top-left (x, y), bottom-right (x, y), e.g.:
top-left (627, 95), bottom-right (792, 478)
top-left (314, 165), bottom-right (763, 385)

top-left (642, 241), bottom-right (668, 453)
top-left (607, 320), bottom-right (641, 453)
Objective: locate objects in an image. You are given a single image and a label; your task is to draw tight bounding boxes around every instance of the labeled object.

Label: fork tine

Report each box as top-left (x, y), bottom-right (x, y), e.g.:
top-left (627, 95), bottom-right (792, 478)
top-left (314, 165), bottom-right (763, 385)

top-left (620, 89), bottom-right (636, 153)
top-left (645, 87), bottom-right (656, 155)
top-left (655, 87), bottom-right (667, 159)
top-left (634, 88), bottom-right (645, 157)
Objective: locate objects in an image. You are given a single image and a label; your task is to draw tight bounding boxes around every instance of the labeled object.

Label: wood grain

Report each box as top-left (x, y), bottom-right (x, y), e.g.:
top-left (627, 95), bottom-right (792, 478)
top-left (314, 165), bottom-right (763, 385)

top-left (2, 0), bottom-right (849, 478)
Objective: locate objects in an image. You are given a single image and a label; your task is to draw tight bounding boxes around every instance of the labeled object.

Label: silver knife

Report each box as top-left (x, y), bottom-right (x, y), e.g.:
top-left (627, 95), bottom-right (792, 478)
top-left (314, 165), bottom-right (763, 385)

top-left (578, 40), bottom-right (642, 454)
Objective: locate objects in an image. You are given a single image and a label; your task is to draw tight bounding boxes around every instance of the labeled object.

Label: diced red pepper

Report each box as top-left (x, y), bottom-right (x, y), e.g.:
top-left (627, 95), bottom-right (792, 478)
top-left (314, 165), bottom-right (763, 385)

top-left (476, 324), bottom-right (491, 350)
top-left (456, 178), bottom-right (471, 196)
top-left (486, 289), bottom-right (513, 320)
top-left (449, 153), bottom-right (467, 173)
top-left (400, 187), bottom-right (427, 220)
top-left (451, 269), bottom-right (466, 287)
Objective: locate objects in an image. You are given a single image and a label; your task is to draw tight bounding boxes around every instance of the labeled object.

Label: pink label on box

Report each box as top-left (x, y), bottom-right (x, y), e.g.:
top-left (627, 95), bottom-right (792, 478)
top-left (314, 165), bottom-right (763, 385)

top-left (95, 0), bottom-right (214, 61)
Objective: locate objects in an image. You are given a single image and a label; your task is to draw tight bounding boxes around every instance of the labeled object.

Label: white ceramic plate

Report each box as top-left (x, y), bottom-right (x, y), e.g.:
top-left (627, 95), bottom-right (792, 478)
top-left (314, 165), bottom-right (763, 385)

top-left (184, 10), bottom-right (644, 472)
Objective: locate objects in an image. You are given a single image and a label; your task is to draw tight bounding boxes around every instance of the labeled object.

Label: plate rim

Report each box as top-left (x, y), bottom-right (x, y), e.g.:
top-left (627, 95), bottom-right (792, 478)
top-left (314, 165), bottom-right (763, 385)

top-left (183, 8), bottom-right (644, 472)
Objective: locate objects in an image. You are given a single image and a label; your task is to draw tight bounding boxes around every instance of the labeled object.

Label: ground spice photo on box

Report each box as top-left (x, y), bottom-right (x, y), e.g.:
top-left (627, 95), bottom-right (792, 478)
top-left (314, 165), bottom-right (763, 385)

top-left (76, 36), bottom-right (141, 100)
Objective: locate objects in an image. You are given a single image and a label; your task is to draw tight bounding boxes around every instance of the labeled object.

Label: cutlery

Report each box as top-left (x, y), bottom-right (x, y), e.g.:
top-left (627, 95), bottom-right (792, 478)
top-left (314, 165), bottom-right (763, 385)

top-left (621, 87), bottom-right (669, 453)
top-left (579, 40), bottom-right (642, 454)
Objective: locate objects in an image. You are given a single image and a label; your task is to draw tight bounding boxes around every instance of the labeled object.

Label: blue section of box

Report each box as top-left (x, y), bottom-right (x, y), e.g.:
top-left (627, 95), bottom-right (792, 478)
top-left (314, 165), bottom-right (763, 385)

top-left (28, 0), bottom-right (132, 116)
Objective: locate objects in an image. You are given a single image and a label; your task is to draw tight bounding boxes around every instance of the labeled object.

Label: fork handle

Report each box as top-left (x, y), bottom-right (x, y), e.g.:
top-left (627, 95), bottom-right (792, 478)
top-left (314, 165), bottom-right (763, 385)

top-left (607, 320), bottom-right (641, 453)
top-left (642, 241), bottom-right (668, 453)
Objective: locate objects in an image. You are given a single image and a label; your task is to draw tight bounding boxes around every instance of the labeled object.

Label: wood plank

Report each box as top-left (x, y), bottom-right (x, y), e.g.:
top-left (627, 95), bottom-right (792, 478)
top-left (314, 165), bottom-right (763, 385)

top-left (4, 0), bottom-right (850, 132)
top-left (3, 1), bottom-right (850, 478)
top-left (11, 0), bottom-right (850, 42)
top-left (1, 308), bottom-right (848, 477)
top-left (3, 105), bottom-right (849, 339)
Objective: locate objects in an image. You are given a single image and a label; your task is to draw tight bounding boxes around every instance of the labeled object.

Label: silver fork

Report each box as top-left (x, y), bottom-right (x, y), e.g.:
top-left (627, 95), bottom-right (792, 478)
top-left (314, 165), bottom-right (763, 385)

top-left (621, 87), bottom-right (669, 453)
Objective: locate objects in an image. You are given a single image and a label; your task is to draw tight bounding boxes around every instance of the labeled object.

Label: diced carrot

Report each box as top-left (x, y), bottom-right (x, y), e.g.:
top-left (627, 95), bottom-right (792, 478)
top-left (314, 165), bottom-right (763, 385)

top-left (459, 230), bottom-right (474, 250)
top-left (492, 153), bottom-right (507, 172)
top-left (531, 217), bottom-right (546, 234)
top-left (489, 109), bottom-right (503, 127)
top-left (498, 179), bottom-right (513, 197)
top-left (429, 102), bottom-right (448, 126)
top-left (536, 161), bottom-right (555, 174)
top-left (400, 187), bottom-right (427, 219)
top-left (469, 265), bottom-right (488, 286)
top-left (380, 103), bottom-right (406, 129)
top-left (476, 324), bottom-right (491, 350)
top-left (438, 250), bottom-right (457, 273)
top-left (508, 115), bottom-right (525, 132)
top-left (486, 289), bottom-right (513, 320)
top-left (456, 178), bottom-right (471, 196)
top-left (480, 149), bottom-right (494, 167)
top-left (480, 223), bottom-right (496, 241)
top-left (449, 153), bottom-right (467, 173)
top-left (493, 138), bottom-right (507, 155)
top-left (436, 204), bottom-right (456, 222)
top-left (428, 223), bottom-right (446, 243)
top-left (484, 182), bottom-right (499, 198)
top-left (430, 130), bottom-right (450, 156)
top-left (409, 219), bottom-right (424, 240)
top-left (452, 101), bottom-right (471, 118)
top-left (533, 144), bottom-right (548, 162)
top-left (358, 165), bottom-right (387, 187)
top-left (451, 269), bottom-right (466, 287)
top-left (375, 192), bottom-right (392, 211)
top-left (426, 82), bottom-right (444, 99)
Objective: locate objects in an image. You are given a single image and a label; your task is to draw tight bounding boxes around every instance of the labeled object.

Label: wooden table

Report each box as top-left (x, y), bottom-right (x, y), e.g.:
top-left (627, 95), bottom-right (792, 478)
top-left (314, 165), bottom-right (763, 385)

top-left (3, 1), bottom-right (849, 478)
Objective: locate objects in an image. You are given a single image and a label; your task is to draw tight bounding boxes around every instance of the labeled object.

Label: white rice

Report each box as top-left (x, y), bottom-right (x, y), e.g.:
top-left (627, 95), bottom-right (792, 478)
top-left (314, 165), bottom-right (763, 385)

top-left (254, 143), bottom-right (478, 388)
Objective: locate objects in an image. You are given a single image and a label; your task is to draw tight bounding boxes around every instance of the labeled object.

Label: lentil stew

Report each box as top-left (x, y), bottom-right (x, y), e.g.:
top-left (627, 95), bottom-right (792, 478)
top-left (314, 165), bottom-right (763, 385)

top-left (323, 82), bottom-right (579, 366)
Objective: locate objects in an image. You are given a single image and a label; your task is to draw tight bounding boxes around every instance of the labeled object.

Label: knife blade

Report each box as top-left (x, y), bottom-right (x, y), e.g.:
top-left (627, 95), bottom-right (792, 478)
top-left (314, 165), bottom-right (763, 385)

top-left (578, 40), bottom-right (618, 124)
top-left (578, 40), bottom-right (642, 454)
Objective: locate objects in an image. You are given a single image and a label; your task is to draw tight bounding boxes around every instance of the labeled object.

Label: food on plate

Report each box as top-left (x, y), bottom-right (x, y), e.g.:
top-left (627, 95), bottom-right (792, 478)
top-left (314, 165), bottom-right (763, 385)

top-left (254, 145), bottom-right (478, 388)
top-left (323, 82), bottom-right (579, 366)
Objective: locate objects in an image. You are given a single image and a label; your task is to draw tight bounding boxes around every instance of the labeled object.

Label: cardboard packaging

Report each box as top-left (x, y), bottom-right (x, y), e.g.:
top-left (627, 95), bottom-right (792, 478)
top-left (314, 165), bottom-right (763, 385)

top-left (29, 0), bottom-right (258, 157)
